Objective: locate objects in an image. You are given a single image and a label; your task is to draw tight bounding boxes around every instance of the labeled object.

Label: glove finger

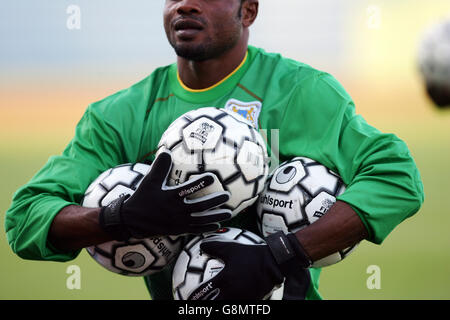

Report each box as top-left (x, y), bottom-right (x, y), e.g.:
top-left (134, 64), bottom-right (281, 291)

top-left (144, 150), bottom-right (173, 186)
top-left (170, 172), bottom-right (215, 198)
top-left (184, 223), bottom-right (222, 235)
top-left (185, 191), bottom-right (230, 213)
top-left (199, 239), bottom-right (242, 260)
top-left (190, 208), bottom-right (232, 225)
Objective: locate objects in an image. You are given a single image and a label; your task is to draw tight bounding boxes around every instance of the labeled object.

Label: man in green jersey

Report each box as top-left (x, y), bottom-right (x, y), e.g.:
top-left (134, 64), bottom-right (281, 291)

top-left (5, 0), bottom-right (424, 300)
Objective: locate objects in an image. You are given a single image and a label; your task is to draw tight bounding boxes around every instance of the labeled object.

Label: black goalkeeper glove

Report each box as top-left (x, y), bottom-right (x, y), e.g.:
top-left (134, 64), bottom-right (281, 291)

top-left (99, 150), bottom-right (232, 241)
top-left (188, 231), bottom-right (312, 300)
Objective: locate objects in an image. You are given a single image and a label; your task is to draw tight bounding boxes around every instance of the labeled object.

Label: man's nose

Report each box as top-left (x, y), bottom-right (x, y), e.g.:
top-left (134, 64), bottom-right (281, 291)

top-left (176, 0), bottom-right (202, 15)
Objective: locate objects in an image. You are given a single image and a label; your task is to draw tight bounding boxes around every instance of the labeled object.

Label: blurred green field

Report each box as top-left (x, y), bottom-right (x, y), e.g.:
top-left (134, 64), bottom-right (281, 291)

top-left (1, 100), bottom-right (449, 300)
top-left (0, 137), bottom-right (151, 299)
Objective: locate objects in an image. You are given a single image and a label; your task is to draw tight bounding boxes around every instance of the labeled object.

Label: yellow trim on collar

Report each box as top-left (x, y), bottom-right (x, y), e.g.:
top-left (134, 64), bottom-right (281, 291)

top-left (177, 51), bottom-right (249, 93)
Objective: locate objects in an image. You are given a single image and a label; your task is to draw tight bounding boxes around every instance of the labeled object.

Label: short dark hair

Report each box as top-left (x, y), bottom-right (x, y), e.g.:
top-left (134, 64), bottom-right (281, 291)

top-left (238, 0), bottom-right (244, 18)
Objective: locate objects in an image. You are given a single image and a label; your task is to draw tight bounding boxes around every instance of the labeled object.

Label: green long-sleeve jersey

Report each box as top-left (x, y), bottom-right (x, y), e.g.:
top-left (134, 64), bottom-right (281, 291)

top-left (5, 45), bottom-right (424, 300)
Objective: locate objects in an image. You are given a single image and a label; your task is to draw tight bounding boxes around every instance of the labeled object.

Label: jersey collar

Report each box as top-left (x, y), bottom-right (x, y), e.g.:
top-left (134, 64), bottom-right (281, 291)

top-left (169, 46), bottom-right (255, 104)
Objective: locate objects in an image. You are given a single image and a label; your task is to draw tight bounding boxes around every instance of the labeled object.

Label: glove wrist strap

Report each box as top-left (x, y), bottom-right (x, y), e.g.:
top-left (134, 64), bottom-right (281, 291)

top-left (99, 196), bottom-right (131, 241)
top-left (266, 231), bottom-right (312, 276)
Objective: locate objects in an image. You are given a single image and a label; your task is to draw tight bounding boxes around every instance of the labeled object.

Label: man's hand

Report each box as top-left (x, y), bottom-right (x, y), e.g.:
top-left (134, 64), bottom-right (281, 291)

top-left (188, 231), bottom-right (311, 300)
top-left (99, 150), bottom-right (232, 240)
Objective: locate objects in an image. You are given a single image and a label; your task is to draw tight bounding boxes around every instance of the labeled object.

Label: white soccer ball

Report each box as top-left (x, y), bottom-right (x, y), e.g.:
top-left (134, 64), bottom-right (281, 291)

top-left (157, 107), bottom-right (269, 218)
top-left (82, 163), bottom-right (185, 276)
top-left (256, 157), bottom-right (358, 268)
top-left (172, 227), bottom-right (284, 300)
top-left (418, 18), bottom-right (450, 88)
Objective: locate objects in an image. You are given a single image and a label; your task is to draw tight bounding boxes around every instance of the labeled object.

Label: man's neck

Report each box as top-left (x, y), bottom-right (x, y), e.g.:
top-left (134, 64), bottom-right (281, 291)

top-left (177, 41), bottom-right (248, 90)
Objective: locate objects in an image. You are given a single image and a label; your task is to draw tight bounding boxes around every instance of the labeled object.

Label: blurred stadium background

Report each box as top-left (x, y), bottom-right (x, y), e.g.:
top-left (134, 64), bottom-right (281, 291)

top-left (1, 0), bottom-right (449, 299)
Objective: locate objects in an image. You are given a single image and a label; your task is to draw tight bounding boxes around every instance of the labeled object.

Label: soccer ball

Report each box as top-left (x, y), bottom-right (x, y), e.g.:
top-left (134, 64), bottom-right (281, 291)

top-left (172, 227), bottom-right (284, 300)
top-left (418, 18), bottom-right (450, 88)
top-left (256, 157), bottom-right (358, 268)
top-left (157, 107), bottom-right (269, 218)
top-left (82, 163), bottom-right (185, 276)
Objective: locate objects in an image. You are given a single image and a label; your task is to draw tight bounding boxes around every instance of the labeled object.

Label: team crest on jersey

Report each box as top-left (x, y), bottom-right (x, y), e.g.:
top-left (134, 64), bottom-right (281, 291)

top-left (224, 99), bottom-right (262, 129)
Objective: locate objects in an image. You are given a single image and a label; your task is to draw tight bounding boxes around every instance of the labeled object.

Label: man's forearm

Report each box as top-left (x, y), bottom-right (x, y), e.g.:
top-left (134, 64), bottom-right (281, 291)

top-left (48, 201), bottom-right (367, 258)
top-left (295, 200), bottom-right (369, 262)
top-left (48, 205), bottom-right (113, 252)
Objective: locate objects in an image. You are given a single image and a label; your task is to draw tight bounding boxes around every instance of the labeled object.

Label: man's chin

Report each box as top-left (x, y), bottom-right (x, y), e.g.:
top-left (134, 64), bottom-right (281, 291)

top-left (173, 44), bottom-right (210, 62)
top-left (170, 36), bottom-right (239, 62)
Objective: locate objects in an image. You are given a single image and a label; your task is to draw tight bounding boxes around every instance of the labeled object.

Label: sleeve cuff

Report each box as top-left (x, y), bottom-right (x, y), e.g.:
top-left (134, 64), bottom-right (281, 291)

top-left (7, 197), bottom-right (81, 262)
top-left (335, 197), bottom-right (377, 244)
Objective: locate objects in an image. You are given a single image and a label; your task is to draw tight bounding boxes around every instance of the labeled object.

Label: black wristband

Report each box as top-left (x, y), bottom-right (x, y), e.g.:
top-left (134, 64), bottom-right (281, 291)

top-left (286, 232), bottom-right (312, 268)
top-left (265, 231), bottom-right (312, 276)
top-left (99, 196), bottom-right (131, 241)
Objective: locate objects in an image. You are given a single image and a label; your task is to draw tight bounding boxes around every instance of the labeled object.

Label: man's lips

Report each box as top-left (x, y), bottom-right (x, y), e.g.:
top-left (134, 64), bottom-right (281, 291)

top-left (173, 18), bottom-right (204, 39)
top-left (173, 18), bottom-right (204, 31)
